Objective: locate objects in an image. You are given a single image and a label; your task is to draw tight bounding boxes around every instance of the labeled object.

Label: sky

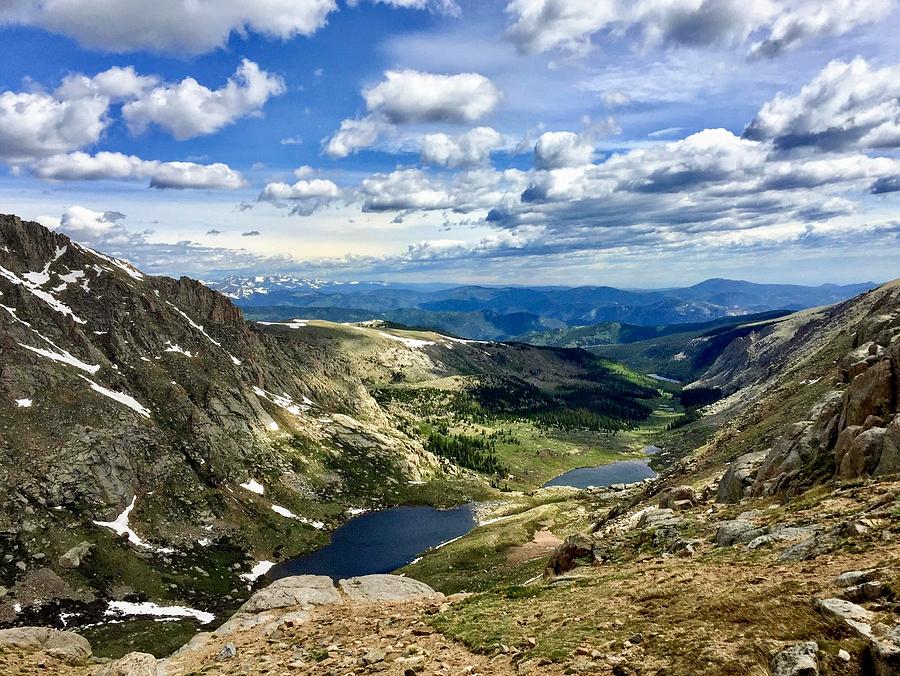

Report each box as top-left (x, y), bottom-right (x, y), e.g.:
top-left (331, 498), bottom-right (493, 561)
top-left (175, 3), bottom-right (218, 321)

top-left (1, 0), bottom-right (899, 287)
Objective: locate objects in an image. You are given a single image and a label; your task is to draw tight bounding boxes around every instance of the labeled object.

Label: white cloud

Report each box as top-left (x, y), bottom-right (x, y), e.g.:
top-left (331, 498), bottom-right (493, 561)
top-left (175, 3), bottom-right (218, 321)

top-left (55, 66), bottom-right (160, 101)
top-left (324, 117), bottom-right (388, 159)
top-left (258, 176), bottom-right (341, 215)
top-left (348, 0), bottom-right (460, 14)
top-left (744, 57), bottom-right (900, 150)
top-left (359, 168), bottom-right (454, 211)
top-left (420, 127), bottom-right (505, 167)
top-left (122, 59), bottom-right (285, 140)
top-left (0, 0), bottom-right (339, 54)
top-left (534, 131), bottom-right (594, 169)
top-left (150, 162), bottom-right (247, 190)
top-left (0, 90), bottom-right (109, 163)
top-left (749, 0), bottom-right (893, 58)
top-left (32, 152), bottom-right (247, 190)
top-left (363, 70), bottom-right (501, 125)
top-left (325, 70), bottom-right (502, 158)
top-left (504, 0), bottom-right (892, 58)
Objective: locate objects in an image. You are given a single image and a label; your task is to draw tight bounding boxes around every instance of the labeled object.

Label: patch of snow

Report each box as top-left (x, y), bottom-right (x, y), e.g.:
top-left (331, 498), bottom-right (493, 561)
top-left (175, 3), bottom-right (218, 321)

top-left (434, 534), bottom-right (464, 550)
top-left (78, 375), bottom-right (151, 418)
top-left (105, 601), bottom-right (213, 625)
top-left (166, 302), bottom-right (221, 346)
top-left (302, 517), bottom-right (326, 530)
top-left (252, 386), bottom-right (311, 416)
top-left (271, 504), bottom-right (297, 518)
top-left (198, 538), bottom-right (211, 547)
top-left (15, 398), bottom-right (32, 408)
top-left (230, 354), bottom-right (242, 366)
top-left (347, 507), bottom-right (368, 516)
top-left (19, 342), bottom-right (101, 374)
top-left (13, 603), bottom-right (22, 613)
top-left (51, 269), bottom-right (85, 294)
top-left (93, 330), bottom-right (108, 335)
top-left (83, 246), bottom-right (144, 280)
top-left (377, 331), bottom-right (436, 349)
top-left (239, 479), bottom-right (265, 495)
top-left (268, 421), bottom-right (279, 431)
top-left (257, 319), bottom-right (309, 329)
top-left (164, 342), bottom-right (195, 357)
top-left (0, 303), bottom-right (31, 327)
top-left (0, 263), bottom-right (85, 323)
top-left (240, 560), bottom-right (274, 584)
top-left (93, 496), bottom-right (173, 553)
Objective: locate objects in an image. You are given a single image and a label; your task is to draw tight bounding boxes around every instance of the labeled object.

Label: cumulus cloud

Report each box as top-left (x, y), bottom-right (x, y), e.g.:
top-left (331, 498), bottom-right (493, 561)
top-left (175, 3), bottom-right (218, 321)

top-left (420, 127), bottom-right (505, 167)
top-left (0, 90), bottom-right (109, 163)
top-left (364, 70), bottom-right (501, 125)
top-left (347, 0), bottom-right (460, 14)
top-left (0, 0), bottom-right (339, 54)
top-left (358, 167), bottom-right (529, 213)
top-left (149, 161), bottom-right (247, 190)
top-left (534, 131), bottom-right (595, 169)
top-left (122, 59), bottom-right (285, 140)
top-left (324, 117), bottom-right (388, 159)
top-left (325, 70), bottom-right (501, 157)
top-left (32, 152), bottom-right (247, 190)
top-left (0, 61), bottom-right (279, 168)
top-left (359, 169), bottom-right (454, 212)
top-left (242, 230), bottom-right (261, 237)
top-left (55, 66), bottom-right (160, 101)
top-left (504, 0), bottom-right (891, 58)
top-left (744, 57), bottom-right (900, 151)
top-left (258, 174), bottom-right (341, 215)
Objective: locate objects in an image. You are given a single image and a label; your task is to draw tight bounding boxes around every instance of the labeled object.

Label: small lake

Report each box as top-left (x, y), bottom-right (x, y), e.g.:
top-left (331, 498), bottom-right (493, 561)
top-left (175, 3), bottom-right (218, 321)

top-left (268, 503), bottom-right (476, 581)
top-left (543, 460), bottom-right (657, 489)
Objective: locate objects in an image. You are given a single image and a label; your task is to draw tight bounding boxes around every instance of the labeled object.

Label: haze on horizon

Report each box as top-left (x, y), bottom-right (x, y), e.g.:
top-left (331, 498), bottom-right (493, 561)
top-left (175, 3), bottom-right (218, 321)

top-left (1, 0), bottom-right (899, 288)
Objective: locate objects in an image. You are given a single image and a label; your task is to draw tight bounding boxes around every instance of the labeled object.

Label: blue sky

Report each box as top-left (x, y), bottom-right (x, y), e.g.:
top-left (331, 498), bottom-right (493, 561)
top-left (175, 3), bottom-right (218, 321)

top-left (1, 0), bottom-right (899, 287)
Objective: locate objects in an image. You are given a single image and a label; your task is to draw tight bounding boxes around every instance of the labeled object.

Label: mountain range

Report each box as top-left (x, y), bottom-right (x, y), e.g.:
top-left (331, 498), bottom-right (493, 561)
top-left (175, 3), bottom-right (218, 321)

top-left (209, 274), bottom-right (876, 341)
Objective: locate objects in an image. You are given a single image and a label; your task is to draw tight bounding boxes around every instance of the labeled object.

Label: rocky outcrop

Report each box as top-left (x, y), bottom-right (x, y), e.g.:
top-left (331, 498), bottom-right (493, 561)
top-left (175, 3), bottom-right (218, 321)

top-left (338, 574), bottom-right (442, 602)
top-left (237, 575), bottom-right (341, 613)
top-left (712, 281), bottom-right (900, 500)
top-left (96, 651), bottom-right (159, 676)
top-left (544, 534), bottom-right (598, 576)
top-left (771, 641), bottom-right (818, 676)
top-left (0, 627), bottom-right (92, 665)
top-left (717, 451), bottom-right (768, 503)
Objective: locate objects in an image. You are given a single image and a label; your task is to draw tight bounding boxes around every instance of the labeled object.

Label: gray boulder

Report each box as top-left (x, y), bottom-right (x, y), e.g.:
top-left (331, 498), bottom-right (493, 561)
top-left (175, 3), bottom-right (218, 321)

top-left (772, 641), bottom-right (818, 676)
top-left (0, 627), bottom-right (92, 665)
top-left (717, 451), bottom-right (768, 503)
top-left (338, 575), bottom-right (441, 602)
top-left (715, 520), bottom-right (754, 547)
top-left (545, 534), bottom-right (597, 577)
top-left (238, 575), bottom-right (341, 613)
top-left (814, 598), bottom-right (875, 638)
top-left (837, 569), bottom-right (882, 587)
top-left (96, 652), bottom-right (158, 676)
top-left (58, 541), bottom-right (93, 569)
top-left (658, 485), bottom-right (696, 510)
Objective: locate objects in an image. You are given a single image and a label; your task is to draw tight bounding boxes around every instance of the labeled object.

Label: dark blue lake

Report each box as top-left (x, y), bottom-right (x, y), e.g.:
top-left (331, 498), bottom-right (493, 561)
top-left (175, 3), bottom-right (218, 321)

top-left (543, 460), bottom-right (657, 489)
top-left (268, 504), bottom-right (476, 581)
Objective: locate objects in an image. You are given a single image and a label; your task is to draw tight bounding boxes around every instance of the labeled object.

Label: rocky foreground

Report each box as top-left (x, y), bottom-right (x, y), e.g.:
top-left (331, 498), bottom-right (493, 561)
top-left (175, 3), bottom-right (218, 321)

top-left (0, 573), bottom-right (523, 675)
